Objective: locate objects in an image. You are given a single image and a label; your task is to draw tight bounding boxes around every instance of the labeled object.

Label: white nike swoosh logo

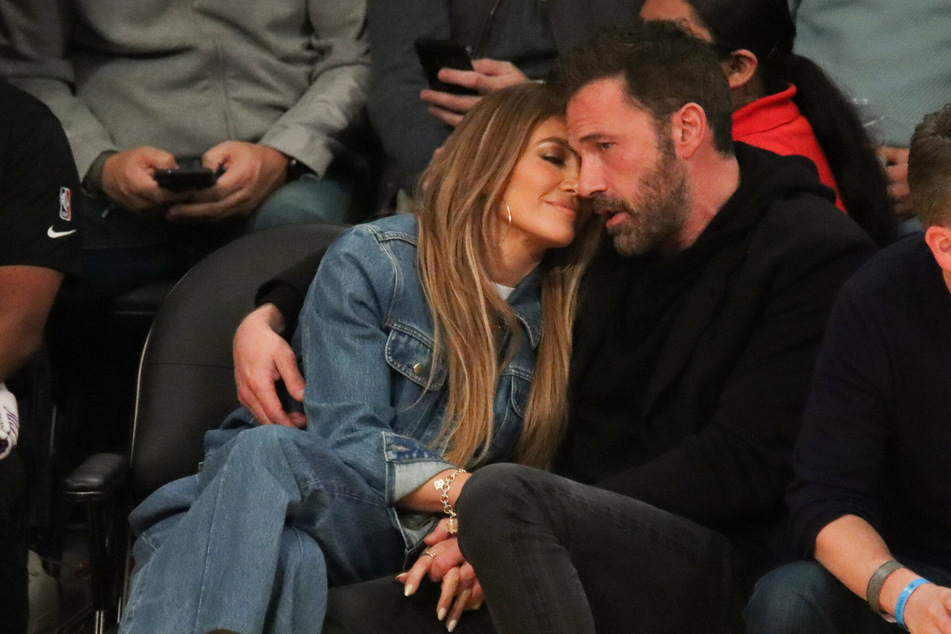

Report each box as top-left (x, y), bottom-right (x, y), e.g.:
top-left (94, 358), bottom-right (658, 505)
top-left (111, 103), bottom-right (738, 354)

top-left (47, 227), bottom-right (77, 239)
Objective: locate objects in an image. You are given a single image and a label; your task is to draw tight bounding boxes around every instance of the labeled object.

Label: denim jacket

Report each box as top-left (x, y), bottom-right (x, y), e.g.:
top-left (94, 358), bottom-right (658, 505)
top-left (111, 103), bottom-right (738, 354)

top-left (294, 213), bottom-right (542, 546)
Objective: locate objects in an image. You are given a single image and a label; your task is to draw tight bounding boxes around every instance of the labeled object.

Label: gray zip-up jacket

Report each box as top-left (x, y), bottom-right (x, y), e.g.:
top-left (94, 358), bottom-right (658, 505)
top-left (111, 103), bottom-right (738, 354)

top-left (0, 0), bottom-right (369, 180)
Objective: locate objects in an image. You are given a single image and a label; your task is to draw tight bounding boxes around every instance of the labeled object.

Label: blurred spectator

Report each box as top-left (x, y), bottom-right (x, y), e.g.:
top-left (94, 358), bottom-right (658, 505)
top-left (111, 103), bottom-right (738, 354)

top-left (0, 80), bottom-right (81, 634)
top-left (367, 0), bottom-right (643, 203)
top-left (789, 0), bottom-right (951, 217)
top-left (745, 104), bottom-right (951, 634)
top-left (641, 0), bottom-right (895, 247)
top-left (0, 0), bottom-right (369, 297)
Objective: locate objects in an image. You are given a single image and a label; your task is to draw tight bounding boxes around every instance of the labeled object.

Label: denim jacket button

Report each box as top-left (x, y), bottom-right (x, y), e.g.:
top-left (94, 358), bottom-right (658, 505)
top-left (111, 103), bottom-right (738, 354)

top-left (413, 362), bottom-right (426, 376)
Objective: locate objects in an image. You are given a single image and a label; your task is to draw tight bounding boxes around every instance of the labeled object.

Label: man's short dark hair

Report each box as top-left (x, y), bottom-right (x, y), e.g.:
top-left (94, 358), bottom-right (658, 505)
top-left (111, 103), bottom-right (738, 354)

top-left (908, 104), bottom-right (951, 227)
top-left (551, 21), bottom-right (734, 155)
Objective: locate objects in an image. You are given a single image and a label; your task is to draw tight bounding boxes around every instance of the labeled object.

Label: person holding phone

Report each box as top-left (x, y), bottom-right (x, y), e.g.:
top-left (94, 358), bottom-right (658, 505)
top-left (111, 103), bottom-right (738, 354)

top-left (367, 0), bottom-right (644, 205)
top-left (118, 82), bottom-right (601, 634)
top-left (0, 0), bottom-right (369, 298)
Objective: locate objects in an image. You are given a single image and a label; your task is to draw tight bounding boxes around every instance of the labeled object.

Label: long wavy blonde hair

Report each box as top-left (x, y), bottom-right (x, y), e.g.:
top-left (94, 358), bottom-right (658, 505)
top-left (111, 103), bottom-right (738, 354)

top-left (415, 82), bottom-right (601, 469)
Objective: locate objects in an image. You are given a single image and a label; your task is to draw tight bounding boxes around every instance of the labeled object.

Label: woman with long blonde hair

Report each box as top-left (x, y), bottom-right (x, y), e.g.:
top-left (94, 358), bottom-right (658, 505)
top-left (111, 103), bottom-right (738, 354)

top-left (118, 82), bottom-right (601, 634)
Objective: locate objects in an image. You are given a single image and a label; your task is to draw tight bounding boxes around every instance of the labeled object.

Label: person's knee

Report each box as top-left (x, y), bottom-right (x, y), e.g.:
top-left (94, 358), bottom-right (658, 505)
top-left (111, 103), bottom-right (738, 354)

top-left (234, 423), bottom-right (298, 449)
top-left (229, 424), bottom-right (308, 468)
top-left (458, 463), bottom-right (525, 520)
top-left (457, 463), bottom-right (540, 554)
top-left (745, 561), bottom-right (836, 633)
top-left (250, 174), bottom-right (353, 230)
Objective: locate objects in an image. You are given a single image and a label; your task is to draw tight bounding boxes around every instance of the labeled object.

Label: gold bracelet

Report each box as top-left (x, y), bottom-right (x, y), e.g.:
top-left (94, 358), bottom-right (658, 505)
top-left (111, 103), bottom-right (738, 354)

top-left (433, 468), bottom-right (467, 534)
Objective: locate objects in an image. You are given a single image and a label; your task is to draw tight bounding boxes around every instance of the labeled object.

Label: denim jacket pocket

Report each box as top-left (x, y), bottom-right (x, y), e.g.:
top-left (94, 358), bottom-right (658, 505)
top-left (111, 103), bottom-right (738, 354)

top-left (507, 370), bottom-right (531, 420)
top-left (385, 324), bottom-right (447, 390)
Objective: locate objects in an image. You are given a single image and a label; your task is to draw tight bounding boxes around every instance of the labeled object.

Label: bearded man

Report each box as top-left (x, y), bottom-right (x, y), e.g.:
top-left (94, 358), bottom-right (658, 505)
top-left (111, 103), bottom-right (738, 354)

top-left (412, 23), bottom-right (874, 633)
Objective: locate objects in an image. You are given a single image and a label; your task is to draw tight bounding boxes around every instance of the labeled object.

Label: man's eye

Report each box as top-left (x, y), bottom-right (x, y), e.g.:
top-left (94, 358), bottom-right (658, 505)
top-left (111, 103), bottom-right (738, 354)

top-left (596, 142), bottom-right (613, 152)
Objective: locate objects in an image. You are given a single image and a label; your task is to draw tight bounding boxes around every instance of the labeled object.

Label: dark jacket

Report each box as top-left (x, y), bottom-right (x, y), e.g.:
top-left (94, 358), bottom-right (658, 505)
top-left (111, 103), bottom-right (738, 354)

top-left (789, 235), bottom-right (951, 572)
top-left (560, 144), bottom-right (875, 572)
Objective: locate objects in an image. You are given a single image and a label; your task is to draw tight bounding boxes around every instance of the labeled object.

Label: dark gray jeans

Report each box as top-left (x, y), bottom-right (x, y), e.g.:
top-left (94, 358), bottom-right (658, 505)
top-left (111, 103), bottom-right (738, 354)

top-left (326, 464), bottom-right (747, 634)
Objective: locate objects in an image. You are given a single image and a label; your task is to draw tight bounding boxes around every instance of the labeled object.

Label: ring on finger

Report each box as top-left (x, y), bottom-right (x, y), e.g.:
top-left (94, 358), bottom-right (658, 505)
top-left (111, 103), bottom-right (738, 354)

top-left (423, 550), bottom-right (436, 560)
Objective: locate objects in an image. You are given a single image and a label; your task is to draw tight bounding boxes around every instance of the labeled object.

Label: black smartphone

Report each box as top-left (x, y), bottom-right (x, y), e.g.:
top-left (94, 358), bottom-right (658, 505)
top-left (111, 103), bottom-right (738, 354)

top-left (414, 38), bottom-right (478, 96)
top-left (153, 167), bottom-right (220, 192)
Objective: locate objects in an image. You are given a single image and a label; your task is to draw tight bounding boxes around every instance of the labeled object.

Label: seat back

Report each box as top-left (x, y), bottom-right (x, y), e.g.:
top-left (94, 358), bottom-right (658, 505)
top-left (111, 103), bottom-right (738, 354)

top-left (128, 222), bottom-right (346, 502)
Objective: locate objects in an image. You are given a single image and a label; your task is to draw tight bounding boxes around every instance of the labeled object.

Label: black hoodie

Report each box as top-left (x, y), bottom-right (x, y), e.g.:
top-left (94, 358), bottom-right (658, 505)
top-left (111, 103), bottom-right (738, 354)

top-left (558, 143), bottom-right (875, 578)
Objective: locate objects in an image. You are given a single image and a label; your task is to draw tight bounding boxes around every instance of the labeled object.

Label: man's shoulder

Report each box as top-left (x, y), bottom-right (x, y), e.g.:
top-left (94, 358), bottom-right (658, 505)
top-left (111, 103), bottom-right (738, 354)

top-left (839, 233), bottom-right (934, 301)
top-left (753, 188), bottom-right (874, 259)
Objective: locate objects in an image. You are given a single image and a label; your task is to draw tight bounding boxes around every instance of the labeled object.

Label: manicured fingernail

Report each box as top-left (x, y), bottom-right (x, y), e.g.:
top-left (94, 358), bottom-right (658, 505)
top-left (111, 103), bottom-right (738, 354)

top-left (447, 619), bottom-right (458, 632)
top-left (395, 573), bottom-right (407, 582)
top-left (404, 584), bottom-right (414, 596)
top-left (437, 608), bottom-right (447, 621)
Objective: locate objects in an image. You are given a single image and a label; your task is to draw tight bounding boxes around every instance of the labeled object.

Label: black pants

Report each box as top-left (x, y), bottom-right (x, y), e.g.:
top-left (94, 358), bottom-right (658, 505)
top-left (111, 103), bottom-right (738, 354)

top-left (327, 464), bottom-right (747, 634)
top-left (0, 449), bottom-right (29, 634)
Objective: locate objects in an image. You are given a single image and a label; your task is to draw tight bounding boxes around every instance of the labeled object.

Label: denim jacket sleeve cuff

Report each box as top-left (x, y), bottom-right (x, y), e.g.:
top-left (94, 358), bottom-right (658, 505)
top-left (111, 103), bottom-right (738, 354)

top-left (384, 431), bottom-right (455, 504)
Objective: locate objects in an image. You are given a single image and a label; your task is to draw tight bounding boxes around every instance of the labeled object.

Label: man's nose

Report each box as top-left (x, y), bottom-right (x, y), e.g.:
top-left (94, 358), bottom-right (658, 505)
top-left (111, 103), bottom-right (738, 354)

top-left (577, 162), bottom-right (605, 198)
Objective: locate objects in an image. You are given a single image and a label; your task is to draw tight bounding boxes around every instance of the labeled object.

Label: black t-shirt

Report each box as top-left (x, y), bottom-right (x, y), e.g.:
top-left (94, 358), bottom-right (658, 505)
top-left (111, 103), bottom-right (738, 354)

top-left (0, 80), bottom-right (81, 274)
top-left (789, 235), bottom-right (951, 572)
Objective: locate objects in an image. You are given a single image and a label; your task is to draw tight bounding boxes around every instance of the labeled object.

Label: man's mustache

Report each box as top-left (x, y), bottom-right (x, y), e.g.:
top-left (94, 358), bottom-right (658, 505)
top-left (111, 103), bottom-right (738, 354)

top-left (584, 193), bottom-right (634, 216)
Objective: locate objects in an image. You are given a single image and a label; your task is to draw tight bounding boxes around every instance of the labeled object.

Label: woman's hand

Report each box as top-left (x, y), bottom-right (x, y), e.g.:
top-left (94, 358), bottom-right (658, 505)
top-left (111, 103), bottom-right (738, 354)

top-left (398, 519), bottom-right (484, 631)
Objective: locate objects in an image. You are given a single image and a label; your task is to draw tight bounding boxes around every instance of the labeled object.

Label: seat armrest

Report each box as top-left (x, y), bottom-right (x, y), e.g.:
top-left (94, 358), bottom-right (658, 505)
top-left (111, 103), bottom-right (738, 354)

top-left (64, 453), bottom-right (129, 501)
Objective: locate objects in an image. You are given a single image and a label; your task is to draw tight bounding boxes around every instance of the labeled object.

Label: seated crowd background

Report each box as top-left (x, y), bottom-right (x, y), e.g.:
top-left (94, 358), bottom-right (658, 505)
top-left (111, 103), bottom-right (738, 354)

top-left (1, 0), bottom-right (950, 632)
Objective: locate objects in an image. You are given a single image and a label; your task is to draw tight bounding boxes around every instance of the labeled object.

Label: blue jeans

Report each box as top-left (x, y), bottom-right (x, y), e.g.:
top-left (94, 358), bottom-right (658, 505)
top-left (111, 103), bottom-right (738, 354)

top-left (81, 165), bottom-right (354, 298)
top-left (745, 559), bottom-right (951, 633)
top-left (119, 422), bottom-right (406, 634)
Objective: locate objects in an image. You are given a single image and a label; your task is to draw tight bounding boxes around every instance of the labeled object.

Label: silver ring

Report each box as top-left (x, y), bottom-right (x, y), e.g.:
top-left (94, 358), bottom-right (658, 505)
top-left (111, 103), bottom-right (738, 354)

top-left (423, 550), bottom-right (436, 560)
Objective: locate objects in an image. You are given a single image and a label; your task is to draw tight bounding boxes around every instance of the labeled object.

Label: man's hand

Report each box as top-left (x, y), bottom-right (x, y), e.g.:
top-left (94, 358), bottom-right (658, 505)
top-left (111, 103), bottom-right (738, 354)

top-left (420, 58), bottom-right (529, 127)
top-left (898, 583), bottom-right (951, 633)
top-left (167, 141), bottom-right (289, 221)
top-left (233, 304), bottom-right (306, 427)
top-left (877, 146), bottom-right (913, 215)
top-left (101, 147), bottom-right (193, 214)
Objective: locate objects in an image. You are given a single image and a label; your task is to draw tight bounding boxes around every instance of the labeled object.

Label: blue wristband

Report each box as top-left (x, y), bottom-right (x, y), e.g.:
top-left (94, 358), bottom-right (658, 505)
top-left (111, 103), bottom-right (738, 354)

top-left (895, 577), bottom-right (931, 630)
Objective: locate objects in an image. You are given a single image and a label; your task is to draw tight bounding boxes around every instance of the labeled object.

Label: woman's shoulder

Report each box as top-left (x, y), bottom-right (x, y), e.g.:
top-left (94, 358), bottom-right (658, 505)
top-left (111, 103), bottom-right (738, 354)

top-left (316, 214), bottom-right (420, 295)
top-left (357, 213), bottom-right (419, 243)
top-left (325, 214), bottom-right (418, 259)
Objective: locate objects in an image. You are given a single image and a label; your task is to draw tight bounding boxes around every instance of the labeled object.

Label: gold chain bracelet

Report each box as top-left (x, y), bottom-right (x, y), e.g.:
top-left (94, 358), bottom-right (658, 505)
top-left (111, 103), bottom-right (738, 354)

top-left (433, 468), bottom-right (467, 534)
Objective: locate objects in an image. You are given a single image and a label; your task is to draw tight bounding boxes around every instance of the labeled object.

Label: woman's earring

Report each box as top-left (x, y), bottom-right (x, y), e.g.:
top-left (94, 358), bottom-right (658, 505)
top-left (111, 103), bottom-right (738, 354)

top-left (498, 202), bottom-right (512, 247)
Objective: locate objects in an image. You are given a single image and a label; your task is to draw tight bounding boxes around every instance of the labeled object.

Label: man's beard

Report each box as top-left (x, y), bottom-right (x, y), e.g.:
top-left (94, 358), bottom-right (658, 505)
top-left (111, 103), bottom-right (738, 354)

top-left (590, 139), bottom-right (691, 257)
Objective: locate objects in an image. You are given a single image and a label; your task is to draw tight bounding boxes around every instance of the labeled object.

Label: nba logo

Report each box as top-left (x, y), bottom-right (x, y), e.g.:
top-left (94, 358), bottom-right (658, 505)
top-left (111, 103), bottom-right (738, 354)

top-left (59, 187), bottom-right (72, 221)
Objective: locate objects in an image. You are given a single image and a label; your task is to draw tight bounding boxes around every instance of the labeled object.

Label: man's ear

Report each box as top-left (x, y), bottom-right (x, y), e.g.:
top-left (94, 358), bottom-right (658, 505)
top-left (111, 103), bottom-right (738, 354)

top-left (722, 49), bottom-right (758, 90)
top-left (924, 224), bottom-right (951, 271)
top-left (670, 103), bottom-right (706, 159)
